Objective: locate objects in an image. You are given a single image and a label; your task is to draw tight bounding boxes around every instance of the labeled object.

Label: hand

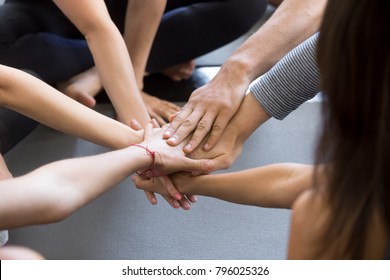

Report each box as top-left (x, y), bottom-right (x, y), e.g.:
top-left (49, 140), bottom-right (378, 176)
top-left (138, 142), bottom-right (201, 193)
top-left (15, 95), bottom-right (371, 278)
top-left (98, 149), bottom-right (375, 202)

top-left (163, 68), bottom-right (251, 153)
top-left (139, 123), bottom-right (215, 176)
top-left (188, 125), bottom-right (244, 174)
top-left (130, 119), bottom-right (191, 209)
top-left (141, 91), bottom-right (181, 125)
top-left (138, 175), bottom-right (197, 210)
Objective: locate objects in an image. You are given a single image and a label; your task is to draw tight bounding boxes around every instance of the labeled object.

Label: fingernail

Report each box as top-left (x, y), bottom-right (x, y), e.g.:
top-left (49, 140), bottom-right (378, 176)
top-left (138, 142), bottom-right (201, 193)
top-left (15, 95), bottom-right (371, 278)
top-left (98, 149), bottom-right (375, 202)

top-left (164, 131), bottom-right (171, 137)
top-left (175, 193), bottom-right (182, 200)
top-left (172, 200), bottom-right (180, 208)
top-left (184, 144), bottom-right (192, 152)
top-left (168, 136), bottom-right (177, 144)
top-left (204, 143), bottom-right (210, 150)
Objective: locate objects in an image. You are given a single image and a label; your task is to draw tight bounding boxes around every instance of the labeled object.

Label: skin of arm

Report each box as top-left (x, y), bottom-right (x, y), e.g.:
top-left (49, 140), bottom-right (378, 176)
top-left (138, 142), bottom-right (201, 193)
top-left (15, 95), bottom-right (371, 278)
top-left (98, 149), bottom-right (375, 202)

top-left (124, 0), bottom-right (166, 90)
top-left (164, 0), bottom-right (327, 152)
top-left (134, 163), bottom-right (314, 209)
top-left (53, 0), bottom-right (150, 127)
top-left (0, 123), bottom-right (213, 230)
top-left (0, 65), bottom-right (142, 149)
top-left (124, 0), bottom-right (180, 124)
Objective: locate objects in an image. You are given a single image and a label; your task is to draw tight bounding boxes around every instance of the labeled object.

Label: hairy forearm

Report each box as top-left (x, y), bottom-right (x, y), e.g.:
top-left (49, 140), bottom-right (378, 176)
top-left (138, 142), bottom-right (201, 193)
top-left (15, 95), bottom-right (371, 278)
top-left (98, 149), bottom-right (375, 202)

top-left (0, 65), bottom-right (142, 149)
top-left (180, 163), bottom-right (313, 208)
top-left (223, 0), bottom-right (326, 83)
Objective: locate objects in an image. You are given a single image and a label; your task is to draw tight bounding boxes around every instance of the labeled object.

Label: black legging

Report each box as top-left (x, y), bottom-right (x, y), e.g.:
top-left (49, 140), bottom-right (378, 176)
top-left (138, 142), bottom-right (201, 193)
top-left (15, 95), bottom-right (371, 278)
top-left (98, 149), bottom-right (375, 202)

top-left (0, 0), bottom-right (266, 152)
top-left (0, 0), bottom-right (267, 82)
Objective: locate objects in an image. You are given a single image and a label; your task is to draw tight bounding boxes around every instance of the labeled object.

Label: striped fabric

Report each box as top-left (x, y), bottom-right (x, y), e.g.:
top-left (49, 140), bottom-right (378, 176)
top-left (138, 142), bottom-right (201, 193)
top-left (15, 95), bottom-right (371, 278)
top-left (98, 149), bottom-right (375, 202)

top-left (250, 33), bottom-right (321, 120)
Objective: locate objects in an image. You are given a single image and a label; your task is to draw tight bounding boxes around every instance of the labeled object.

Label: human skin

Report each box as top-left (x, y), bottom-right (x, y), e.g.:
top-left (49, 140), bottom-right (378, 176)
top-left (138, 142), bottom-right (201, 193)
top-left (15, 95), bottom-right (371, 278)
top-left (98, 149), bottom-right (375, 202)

top-left (164, 0), bottom-right (327, 152)
top-left (54, 0), bottom-right (150, 127)
top-left (0, 123), bottom-right (213, 230)
top-left (134, 163), bottom-right (314, 209)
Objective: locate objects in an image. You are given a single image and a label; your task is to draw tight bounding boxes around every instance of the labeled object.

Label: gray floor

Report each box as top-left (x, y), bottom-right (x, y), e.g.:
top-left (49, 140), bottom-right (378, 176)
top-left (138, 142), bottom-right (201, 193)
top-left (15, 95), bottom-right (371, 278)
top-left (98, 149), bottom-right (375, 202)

top-left (2, 3), bottom-right (321, 260)
top-left (4, 99), bottom-right (321, 260)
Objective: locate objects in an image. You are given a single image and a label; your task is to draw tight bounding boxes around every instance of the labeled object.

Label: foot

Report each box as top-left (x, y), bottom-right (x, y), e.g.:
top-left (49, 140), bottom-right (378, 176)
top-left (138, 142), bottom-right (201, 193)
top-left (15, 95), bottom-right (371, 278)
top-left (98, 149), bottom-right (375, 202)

top-left (161, 60), bottom-right (196, 82)
top-left (57, 67), bottom-right (102, 108)
top-left (142, 91), bottom-right (181, 125)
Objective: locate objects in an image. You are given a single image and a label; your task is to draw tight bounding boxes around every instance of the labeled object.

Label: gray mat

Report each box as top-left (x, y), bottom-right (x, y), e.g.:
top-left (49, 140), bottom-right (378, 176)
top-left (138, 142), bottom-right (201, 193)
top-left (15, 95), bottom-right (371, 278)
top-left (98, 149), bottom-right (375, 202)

top-left (4, 100), bottom-right (321, 260)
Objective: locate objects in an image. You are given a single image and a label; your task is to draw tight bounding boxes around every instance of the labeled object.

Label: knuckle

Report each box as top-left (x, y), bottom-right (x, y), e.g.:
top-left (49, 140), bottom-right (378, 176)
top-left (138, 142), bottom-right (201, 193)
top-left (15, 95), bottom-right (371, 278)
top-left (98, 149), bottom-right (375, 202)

top-left (182, 119), bottom-right (194, 128)
top-left (196, 120), bottom-right (209, 131)
top-left (212, 123), bottom-right (223, 132)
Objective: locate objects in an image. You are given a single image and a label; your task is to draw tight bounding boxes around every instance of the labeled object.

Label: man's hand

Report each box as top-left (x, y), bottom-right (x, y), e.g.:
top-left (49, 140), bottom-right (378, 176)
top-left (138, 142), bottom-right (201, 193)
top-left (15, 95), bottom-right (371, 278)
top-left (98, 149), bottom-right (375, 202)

top-left (163, 65), bottom-right (251, 153)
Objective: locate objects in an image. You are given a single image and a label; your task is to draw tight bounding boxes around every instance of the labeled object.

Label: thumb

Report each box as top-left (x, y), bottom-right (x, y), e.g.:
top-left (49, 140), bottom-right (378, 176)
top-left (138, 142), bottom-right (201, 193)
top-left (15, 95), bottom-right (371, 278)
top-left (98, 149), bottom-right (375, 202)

top-left (183, 158), bottom-right (215, 173)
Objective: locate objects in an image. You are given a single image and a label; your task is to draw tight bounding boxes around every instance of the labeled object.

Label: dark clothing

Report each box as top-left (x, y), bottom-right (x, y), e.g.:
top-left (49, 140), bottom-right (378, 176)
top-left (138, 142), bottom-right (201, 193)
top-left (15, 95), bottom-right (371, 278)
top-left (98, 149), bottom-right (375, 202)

top-left (0, 0), bottom-right (267, 82)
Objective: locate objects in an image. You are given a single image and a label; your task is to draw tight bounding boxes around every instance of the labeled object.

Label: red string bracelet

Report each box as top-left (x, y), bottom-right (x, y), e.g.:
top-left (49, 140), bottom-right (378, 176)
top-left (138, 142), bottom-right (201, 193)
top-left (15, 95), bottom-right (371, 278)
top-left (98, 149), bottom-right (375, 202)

top-left (129, 144), bottom-right (157, 178)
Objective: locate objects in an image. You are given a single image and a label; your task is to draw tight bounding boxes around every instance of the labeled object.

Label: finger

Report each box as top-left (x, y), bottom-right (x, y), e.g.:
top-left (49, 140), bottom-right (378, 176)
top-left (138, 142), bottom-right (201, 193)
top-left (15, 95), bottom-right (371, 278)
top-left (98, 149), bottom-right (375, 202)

top-left (163, 195), bottom-right (181, 208)
top-left (158, 176), bottom-right (182, 201)
top-left (183, 111), bottom-right (216, 153)
top-left (203, 112), bottom-right (233, 151)
top-left (191, 156), bottom-right (230, 176)
top-left (166, 110), bottom-right (204, 146)
top-left (156, 115), bottom-right (167, 126)
top-left (163, 107), bottom-right (194, 139)
top-left (143, 121), bottom-right (154, 140)
top-left (168, 111), bottom-right (180, 123)
top-left (151, 118), bottom-right (160, 129)
top-left (177, 196), bottom-right (191, 210)
top-left (180, 158), bottom-right (215, 174)
top-left (148, 111), bottom-right (166, 126)
top-left (187, 194), bottom-right (198, 203)
top-left (144, 191), bottom-right (157, 205)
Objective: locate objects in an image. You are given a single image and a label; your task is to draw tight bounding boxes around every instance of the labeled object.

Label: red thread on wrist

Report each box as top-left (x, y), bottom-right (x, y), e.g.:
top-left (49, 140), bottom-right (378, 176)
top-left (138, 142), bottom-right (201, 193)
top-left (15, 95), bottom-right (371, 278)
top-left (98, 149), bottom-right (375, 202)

top-left (129, 144), bottom-right (156, 178)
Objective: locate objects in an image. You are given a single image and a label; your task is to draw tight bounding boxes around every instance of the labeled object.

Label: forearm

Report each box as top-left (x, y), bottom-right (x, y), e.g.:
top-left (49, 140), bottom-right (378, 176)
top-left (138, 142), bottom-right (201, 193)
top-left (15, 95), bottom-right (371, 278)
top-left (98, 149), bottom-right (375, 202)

top-left (54, 0), bottom-right (150, 126)
top-left (180, 163), bottom-right (314, 208)
top-left (85, 24), bottom-right (150, 126)
top-left (0, 65), bottom-right (142, 149)
top-left (0, 146), bottom-right (150, 229)
top-left (124, 0), bottom-right (166, 88)
top-left (223, 0), bottom-right (326, 83)
top-left (225, 93), bottom-right (271, 145)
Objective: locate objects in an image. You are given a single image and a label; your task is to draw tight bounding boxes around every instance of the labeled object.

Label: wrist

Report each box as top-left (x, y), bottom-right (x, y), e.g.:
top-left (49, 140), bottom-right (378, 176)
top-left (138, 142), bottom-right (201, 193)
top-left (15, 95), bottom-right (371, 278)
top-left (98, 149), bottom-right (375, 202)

top-left (128, 144), bottom-right (157, 176)
top-left (222, 53), bottom-right (256, 85)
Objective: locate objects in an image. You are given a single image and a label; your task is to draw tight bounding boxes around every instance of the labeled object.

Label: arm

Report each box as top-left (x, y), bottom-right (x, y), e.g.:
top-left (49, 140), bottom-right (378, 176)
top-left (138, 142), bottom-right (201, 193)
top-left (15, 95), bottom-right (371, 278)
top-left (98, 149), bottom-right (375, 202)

top-left (0, 124), bottom-right (212, 230)
top-left (0, 65), bottom-right (142, 149)
top-left (53, 0), bottom-right (150, 126)
top-left (189, 33), bottom-right (320, 171)
top-left (164, 0), bottom-right (327, 152)
top-left (135, 163), bottom-right (313, 208)
top-left (124, 0), bottom-right (180, 124)
top-left (124, 0), bottom-right (166, 89)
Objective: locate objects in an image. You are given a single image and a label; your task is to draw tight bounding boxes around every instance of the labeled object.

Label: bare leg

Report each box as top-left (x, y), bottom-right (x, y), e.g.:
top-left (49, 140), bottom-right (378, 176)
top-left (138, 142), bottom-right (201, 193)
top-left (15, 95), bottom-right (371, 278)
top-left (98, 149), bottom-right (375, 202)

top-left (57, 67), bottom-right (102, 108)
top-left (141, 91), bottom-right (181, 125)
top-left (0, 245), bottom-right (45, 260)
top-left (161, 60), bottom-right (196, 82)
